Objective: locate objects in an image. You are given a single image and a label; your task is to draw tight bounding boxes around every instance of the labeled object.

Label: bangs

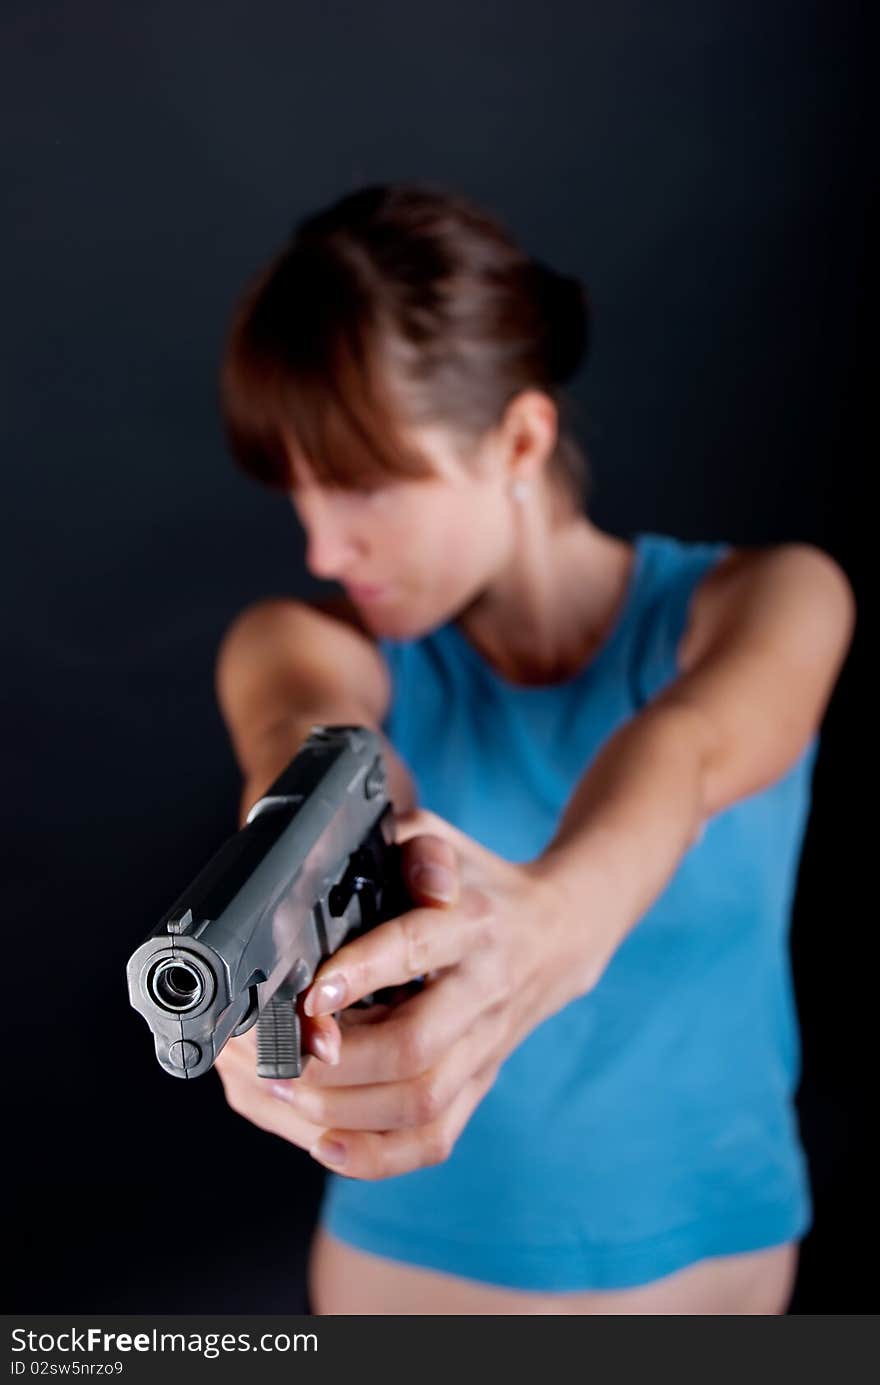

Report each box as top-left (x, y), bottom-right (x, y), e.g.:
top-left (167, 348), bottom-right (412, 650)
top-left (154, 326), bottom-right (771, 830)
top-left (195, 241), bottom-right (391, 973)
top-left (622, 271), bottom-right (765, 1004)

top-left (219, 250), bottom-right (438, 493)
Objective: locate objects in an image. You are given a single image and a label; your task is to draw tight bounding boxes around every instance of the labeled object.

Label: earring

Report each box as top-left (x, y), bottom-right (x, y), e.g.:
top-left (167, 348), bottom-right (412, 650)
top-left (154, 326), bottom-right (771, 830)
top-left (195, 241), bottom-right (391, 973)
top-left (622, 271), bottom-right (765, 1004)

top-left (512, 479), bottom-right (530, 502)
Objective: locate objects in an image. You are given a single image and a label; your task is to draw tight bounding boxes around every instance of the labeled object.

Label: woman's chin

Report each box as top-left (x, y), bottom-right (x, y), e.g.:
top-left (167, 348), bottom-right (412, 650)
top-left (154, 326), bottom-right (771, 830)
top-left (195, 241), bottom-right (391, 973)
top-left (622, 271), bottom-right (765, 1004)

top-left (351, 587), bottom-right (452, 642)
top-left (363, 605), bottom-right (427, 642)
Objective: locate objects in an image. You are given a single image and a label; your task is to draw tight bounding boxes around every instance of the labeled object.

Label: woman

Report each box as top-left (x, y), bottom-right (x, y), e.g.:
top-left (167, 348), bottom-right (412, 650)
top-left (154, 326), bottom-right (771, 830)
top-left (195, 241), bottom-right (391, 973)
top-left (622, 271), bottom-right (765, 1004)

top-left (212, 182), bottom-right (854, 1314)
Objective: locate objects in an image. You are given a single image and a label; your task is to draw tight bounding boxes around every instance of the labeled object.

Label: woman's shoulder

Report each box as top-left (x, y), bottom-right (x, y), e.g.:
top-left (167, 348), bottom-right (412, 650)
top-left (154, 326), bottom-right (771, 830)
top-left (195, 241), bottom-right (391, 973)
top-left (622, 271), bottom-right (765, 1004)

top-left (636, 528), bottom-right (733, 567)
top-left (634, 530), bottom-right (737, 604)
top-left (622, 531), bottom-right (736, 706)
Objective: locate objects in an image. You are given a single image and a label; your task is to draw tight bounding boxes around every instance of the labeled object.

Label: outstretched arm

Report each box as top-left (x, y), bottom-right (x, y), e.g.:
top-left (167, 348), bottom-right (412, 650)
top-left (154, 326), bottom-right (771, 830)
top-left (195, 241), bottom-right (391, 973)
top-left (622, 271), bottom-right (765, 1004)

top-left (532, 543), bottom-right (856, 986)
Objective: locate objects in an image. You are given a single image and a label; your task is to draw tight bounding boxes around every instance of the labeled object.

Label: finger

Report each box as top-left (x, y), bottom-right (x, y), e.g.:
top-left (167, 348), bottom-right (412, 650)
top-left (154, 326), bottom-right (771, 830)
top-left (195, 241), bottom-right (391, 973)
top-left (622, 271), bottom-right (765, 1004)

top-left (303, 885), bottom-right (495, 1018)
top-left (278, 1002), bottom-right (507, 1131)
top-left (393, 809), bottom-right (489, 862)
top-left (213, 1049), bottom-right (327, 1151)
top-left (212, 1005), bottom-right (379, 1096)
top-left (399, 832), bottom-right (460, 906)
top-left (213, 1026), bottom-right (258, 1071)
top-left (393, 809), bottom-right (503, 883)
top-left (308, 1057), bottom-right (501, 1179)
top-left (215, 1007), bottom-right (343, 1069)
top-left (287, 999), bottom-right (393, 1091)
top-left (299, 956), bottom-right (503, 1087)
top-left (299, 1009), bottom-right (342, 1066)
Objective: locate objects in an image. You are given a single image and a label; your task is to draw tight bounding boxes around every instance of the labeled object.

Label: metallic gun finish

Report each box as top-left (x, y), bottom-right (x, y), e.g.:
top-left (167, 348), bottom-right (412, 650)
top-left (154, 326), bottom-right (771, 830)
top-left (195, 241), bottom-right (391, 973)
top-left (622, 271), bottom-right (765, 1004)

top-left (126, 725), bottom-right (411, 1080)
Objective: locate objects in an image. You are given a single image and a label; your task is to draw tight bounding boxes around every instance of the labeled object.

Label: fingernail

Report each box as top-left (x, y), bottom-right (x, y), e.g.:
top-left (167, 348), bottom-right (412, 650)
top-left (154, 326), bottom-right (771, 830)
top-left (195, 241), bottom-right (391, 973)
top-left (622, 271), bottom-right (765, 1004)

top-left (311, 1032), bottom-right (340, 1065)
top-left (305, 973), bottom-right (347, 1016)
top-left (311, 1136), bottom-right (347, 1167)
top-left (271, 1082), bottom-right (296, 1103)
top-left (410, 863), bottom-right (456, 902)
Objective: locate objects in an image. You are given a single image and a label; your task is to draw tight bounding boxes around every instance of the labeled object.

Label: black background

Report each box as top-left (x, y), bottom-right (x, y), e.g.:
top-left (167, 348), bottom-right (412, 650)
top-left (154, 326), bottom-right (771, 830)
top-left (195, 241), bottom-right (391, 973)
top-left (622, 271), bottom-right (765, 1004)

top-left (2, 2), bottom-right (869, 1313)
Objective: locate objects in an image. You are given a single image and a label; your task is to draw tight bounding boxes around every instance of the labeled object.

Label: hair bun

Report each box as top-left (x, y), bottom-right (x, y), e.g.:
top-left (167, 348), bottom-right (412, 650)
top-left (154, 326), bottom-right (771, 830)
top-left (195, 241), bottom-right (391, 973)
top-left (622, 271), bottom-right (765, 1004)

top-left (530, 258), bottom-right (590, 384)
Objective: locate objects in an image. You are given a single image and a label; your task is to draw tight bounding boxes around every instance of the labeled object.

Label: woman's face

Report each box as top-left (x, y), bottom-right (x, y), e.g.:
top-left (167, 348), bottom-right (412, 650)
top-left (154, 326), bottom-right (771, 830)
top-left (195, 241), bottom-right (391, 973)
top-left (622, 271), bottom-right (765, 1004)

top-left (286, 422), bottom-right (515, 640)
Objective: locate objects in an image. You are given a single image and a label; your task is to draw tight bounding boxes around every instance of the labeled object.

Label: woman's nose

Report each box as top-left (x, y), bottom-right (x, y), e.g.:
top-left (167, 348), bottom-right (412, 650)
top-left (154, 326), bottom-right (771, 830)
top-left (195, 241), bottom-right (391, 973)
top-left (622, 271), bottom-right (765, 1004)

top-left (304, 530), bottom-right (345, 581)
top-left (302, 512), bottom-right (361, 581)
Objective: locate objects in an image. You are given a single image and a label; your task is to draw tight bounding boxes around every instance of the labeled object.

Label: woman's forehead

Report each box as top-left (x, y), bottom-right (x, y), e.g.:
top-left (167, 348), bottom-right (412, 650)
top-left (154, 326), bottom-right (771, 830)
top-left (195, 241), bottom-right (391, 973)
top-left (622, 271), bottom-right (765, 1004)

top-left (276, 412), bottom-right (487, 499)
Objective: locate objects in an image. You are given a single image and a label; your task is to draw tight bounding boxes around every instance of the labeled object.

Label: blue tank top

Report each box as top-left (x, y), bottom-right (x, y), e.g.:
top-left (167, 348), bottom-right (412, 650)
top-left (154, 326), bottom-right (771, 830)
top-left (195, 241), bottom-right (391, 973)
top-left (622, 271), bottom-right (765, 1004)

top-left (319, 530), bottom-right (819, 1291)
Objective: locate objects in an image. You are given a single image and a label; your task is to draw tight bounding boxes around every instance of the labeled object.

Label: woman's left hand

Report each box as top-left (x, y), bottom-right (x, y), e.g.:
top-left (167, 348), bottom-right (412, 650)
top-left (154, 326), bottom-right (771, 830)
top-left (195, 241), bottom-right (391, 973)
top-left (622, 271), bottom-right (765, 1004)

top-left (265, 806), bottom-right (602, 1179)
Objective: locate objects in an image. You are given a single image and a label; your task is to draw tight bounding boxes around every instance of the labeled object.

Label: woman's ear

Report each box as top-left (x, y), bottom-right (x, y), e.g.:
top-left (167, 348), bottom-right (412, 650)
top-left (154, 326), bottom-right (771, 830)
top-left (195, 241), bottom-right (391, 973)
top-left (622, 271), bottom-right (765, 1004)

top-left (498, 388), bottom-right (559, 486)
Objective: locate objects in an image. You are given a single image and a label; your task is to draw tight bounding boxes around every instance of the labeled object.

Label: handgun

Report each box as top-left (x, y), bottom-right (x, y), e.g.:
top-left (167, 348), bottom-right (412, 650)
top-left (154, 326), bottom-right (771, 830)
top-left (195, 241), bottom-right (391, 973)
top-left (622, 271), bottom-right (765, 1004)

top-left (126, 724), bottom-right (415, 1081)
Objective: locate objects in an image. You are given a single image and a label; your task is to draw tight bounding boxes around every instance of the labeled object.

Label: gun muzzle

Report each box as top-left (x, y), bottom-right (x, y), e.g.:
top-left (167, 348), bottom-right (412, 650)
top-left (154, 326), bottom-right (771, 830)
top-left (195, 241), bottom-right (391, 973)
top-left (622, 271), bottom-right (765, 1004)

top-left (147, 956), bottom-right (209, 1013)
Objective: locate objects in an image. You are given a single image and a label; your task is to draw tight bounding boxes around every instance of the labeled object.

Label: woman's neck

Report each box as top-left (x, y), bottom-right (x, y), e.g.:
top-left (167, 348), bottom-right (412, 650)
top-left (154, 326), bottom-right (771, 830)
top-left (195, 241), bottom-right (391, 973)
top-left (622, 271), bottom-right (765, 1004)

top-left (454, 506), bottom-right (634, 687)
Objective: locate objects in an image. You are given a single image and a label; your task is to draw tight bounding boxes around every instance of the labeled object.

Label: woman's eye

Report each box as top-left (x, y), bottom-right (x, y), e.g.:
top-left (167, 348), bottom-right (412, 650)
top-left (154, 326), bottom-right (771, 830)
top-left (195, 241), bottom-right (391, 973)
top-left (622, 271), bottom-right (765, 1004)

top-left (350, 482), bottom-right (387, 500)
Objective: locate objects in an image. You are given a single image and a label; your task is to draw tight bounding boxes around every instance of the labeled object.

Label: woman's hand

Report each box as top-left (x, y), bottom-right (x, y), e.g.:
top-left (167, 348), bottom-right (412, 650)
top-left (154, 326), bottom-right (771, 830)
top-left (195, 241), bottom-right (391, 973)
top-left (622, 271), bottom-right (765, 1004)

top-left (214, 807), bottom-right (597, 1179)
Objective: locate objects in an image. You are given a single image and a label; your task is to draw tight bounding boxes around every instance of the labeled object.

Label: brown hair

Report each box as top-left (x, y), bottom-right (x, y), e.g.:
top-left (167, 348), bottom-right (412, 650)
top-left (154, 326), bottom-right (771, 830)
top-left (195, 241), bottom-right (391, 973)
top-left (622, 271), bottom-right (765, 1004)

top-left (220, 181), bottom-right (591, 516)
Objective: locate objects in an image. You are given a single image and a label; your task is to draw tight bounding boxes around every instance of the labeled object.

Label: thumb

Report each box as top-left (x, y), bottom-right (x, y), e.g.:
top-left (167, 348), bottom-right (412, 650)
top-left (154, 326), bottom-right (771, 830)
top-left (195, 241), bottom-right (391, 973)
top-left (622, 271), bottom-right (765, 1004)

top-left (400, 832), bottom-right (460, 907)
